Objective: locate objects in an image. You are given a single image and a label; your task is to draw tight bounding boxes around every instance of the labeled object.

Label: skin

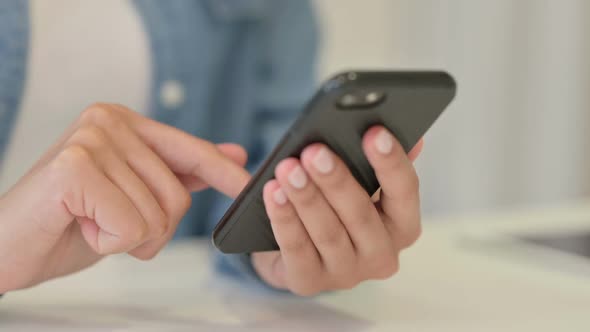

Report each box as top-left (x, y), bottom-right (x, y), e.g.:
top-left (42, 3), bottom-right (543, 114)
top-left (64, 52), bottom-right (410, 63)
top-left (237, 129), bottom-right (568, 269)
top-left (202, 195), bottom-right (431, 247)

top-left (0, 103), bottom-right (423, 296)
top-left (252, 127), bottom-right (423, 295)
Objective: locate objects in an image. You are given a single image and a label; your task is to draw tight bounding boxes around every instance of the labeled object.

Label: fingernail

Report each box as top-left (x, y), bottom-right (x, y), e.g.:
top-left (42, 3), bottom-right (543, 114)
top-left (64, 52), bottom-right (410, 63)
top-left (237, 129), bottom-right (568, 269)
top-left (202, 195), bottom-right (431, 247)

top-left (273, 187), bottom-right (288, 205)
top-left (312, 147), bottom-right (334, 174)
top-left (375, 129), bottom-right (394, 154)
top-left (288, 165), bottom-right (308, 189)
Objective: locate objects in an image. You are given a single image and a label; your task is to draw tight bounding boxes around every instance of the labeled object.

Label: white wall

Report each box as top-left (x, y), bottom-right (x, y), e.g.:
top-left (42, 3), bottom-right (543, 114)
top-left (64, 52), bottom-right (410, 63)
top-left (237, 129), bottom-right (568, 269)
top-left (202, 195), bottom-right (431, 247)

top-left (313, 0), bottom-right (590, 216)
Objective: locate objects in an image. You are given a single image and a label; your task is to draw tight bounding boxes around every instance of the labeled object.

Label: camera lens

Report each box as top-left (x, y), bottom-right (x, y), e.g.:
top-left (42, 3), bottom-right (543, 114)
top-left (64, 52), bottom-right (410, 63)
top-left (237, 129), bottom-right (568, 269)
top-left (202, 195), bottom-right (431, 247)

top-left (336, 91), bottom-right (386, 110)
top-left (338, 94), bottom-right (358, 107)
top-left (365, 91), bottom-right (383, 103)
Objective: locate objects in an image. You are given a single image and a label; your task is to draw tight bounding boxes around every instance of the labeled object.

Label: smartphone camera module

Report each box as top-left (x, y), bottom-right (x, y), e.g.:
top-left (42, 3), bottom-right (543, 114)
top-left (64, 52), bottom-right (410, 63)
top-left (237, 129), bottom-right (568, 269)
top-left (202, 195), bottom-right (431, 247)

top-left (336, 91), bottom-right (385, 110)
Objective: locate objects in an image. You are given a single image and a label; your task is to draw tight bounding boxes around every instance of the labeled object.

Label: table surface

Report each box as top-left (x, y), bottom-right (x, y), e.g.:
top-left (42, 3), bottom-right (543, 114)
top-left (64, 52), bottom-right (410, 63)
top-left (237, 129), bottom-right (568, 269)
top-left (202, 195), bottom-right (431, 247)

top-left (2, 199), bottom-right (590, 331)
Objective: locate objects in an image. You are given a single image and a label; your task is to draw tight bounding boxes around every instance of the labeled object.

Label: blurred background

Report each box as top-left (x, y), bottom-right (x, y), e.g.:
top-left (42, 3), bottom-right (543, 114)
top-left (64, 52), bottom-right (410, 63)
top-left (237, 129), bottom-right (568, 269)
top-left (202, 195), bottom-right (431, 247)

top-left (1, 0), bottom-right (589, 220)
top-left (315, 0), bottom-right (590, 217)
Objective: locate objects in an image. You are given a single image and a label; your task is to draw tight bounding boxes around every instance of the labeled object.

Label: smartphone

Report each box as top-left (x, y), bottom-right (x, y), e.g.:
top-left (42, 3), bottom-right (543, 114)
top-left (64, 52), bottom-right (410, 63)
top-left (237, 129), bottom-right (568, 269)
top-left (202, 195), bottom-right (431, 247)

top-left (213, 71), bottom-right (456, 253)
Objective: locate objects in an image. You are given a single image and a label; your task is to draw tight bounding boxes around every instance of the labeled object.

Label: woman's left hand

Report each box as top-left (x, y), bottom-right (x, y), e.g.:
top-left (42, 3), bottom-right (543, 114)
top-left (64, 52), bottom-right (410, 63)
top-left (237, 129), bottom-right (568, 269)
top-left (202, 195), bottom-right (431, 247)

top-left (252, 126), bottom-right (424, 296)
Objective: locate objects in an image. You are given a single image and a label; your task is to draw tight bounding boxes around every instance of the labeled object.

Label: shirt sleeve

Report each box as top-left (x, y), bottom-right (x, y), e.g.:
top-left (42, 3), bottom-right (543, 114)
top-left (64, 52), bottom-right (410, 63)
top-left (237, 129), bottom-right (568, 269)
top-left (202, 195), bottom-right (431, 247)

top-left (208, 0), bottom-right (319, 290)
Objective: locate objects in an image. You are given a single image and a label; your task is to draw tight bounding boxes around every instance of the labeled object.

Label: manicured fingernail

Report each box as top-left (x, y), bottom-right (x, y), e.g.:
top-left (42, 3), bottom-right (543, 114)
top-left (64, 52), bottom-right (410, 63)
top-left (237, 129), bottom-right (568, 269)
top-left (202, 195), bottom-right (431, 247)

top-left (312, 147), bottom-right (334, 174)
top-left (288, 165), bottom-right (308, 189)
top-left (273, 187), bottom-right (288, 205)
top-left (375, 129), bottom-right (393, 154)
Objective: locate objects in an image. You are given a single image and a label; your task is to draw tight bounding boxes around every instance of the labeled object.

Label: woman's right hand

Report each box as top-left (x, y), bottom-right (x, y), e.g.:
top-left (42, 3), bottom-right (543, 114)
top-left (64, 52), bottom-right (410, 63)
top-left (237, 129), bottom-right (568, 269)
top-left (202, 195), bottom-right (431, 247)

top-left (0, 103), bottom-right (251, 293)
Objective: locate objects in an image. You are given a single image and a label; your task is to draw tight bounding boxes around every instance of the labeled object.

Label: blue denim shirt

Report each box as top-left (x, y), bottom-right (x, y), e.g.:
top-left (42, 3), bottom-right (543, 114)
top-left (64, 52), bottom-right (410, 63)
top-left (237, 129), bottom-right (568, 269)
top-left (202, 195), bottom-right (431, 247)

top-left (0, 0), bottom-right (318, 285)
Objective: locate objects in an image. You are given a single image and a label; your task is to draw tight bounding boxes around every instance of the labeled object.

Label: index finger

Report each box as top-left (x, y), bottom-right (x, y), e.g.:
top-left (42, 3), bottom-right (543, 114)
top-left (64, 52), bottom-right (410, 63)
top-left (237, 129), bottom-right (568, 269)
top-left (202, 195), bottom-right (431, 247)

top-left (113, 105), bottom-right (251, 199)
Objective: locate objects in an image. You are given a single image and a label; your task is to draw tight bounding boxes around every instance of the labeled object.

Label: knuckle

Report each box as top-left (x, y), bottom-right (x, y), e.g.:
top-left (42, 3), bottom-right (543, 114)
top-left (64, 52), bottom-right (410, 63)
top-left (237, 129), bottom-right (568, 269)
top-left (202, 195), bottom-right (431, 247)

top-left (138, 223), bottom-right (150, 242)
top-left (159, 219), bottom-right (170, 237)
top-left (84, 124), bottom-right (107, 138)
top-left (110, 103), bottom-right (132, 114)
top-left (408, 221), bottom-right (422, 246)
top-left (177, 190), bottom-right (192, 215)
top-left (122, 222), bottom-right (149, 245)
top-left (79, 103), bottom-right (118, 125)
top-left (131, 247), bottom-right (160, 261)
top-left (165, 189), bottom-right (192, 227)
top-left (397, 216), bottom-right (422, 249)
top-left (135, 253), bottom-right (158, 261)
top-left (79, 103), bottom-right (128, 132)
top-left (394, 170), bottom-right (420, 202)
top-left (47, 146), bottom-right (96, 215)
top-left (56, 144), bottom-right (94, 165)
top-left (151, 216), bottom-right (169, 238)
top-left (281, 234), bottom-right (312, 253)
top-left (51, 145), bottom-right (95, 179)
top-left (370, 255), bottom-right (400, 280)
top-left (290, 284), bottom-right (321, 297)
top-left (314, 227), bottom-right (346, 248)
top-left (336, 277), bottom-right (360, 290)
top-left (95, 246), bottom-right (110, 256)
top-left (405, 171), bottom-right (420, 197)
top-left (353, 198), bottom-right (378, 227)
top-left (70, 125), bottom-right (109, 149)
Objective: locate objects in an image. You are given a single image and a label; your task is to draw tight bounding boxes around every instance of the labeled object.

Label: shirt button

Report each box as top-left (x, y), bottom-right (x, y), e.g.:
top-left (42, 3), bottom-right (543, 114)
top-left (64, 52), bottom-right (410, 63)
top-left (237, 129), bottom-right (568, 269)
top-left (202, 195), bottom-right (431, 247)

top-left (160, 80), bottom-right (186, 110)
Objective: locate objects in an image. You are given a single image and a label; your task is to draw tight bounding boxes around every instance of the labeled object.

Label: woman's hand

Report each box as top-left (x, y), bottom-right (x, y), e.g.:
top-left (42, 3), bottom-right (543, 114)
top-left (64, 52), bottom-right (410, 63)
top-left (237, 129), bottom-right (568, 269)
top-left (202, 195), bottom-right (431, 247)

top-left (252, 126), bottom-right (423, 296)
top-left (0, 103), bottom-right (250, 293)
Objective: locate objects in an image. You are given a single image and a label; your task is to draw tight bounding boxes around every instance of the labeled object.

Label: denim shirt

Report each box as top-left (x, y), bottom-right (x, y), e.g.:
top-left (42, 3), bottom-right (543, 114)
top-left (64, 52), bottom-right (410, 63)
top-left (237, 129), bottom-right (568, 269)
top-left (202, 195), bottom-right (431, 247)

top-left (0, 0), bottom-right (318, 285)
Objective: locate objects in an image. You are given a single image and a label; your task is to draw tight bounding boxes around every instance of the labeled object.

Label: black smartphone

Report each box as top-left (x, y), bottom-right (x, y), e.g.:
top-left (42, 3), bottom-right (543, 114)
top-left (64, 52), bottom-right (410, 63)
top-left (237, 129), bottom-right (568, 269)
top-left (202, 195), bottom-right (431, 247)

top-left (213, 71), bottom-right (456, 253)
